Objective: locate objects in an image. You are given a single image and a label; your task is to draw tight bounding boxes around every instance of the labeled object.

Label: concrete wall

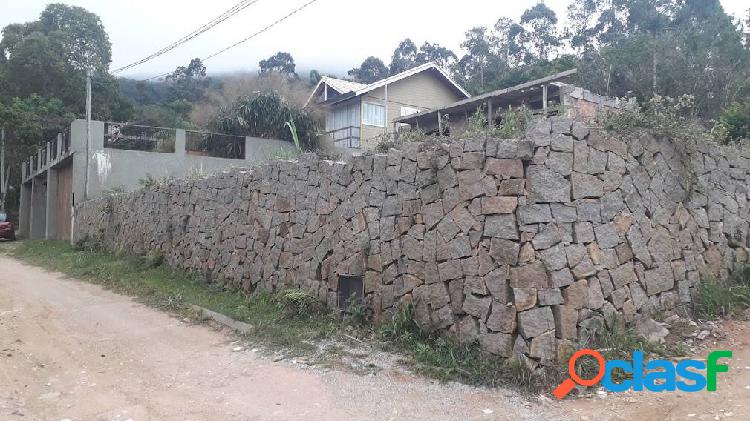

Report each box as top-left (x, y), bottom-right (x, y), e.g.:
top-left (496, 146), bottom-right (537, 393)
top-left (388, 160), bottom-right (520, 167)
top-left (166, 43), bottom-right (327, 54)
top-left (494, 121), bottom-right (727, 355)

top-left (18, 119), bottom-right (294, 240)
top-left (70, 119), bottom-right (296, 201)
top-left (73, 117), bottom-right (750, 366)
top-left (558, 84), bottom-right (634, 121)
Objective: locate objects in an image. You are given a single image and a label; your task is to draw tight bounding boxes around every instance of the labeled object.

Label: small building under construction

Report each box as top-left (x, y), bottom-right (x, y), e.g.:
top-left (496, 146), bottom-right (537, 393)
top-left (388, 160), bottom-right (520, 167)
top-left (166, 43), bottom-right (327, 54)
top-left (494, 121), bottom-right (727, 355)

top-left (394, 69), bottom-right (631, 135)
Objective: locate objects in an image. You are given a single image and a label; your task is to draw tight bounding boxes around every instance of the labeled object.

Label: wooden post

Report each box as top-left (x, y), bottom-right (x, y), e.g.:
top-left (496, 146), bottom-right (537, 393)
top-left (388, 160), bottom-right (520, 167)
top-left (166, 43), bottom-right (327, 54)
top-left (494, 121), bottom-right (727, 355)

top-left (542, 84), bottom-right (548, 116)
top-left (487, 100), bottom-right (493, 127)
top-left (384, 83), bottom-right (389, 135)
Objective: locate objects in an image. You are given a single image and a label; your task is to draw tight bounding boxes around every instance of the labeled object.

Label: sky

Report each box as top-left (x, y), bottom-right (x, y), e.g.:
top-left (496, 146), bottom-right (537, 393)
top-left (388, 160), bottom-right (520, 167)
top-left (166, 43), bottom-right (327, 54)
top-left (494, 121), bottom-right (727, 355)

top-left (1, 0), bottom-right (748, 79)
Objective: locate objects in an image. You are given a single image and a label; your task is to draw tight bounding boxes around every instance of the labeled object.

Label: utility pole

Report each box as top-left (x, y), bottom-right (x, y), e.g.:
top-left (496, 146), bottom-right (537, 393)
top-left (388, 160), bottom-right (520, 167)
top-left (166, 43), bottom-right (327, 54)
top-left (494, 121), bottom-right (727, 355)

top-left (1, 127), bottom-right (5, 212)
top-left (84, 69), bottom-right (92, 201)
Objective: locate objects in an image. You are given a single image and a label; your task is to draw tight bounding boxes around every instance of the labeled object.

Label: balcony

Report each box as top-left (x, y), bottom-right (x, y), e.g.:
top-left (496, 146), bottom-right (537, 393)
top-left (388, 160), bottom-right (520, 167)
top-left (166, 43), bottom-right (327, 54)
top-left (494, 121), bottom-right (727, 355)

top-left (327, 126), bottom-right (360, 149)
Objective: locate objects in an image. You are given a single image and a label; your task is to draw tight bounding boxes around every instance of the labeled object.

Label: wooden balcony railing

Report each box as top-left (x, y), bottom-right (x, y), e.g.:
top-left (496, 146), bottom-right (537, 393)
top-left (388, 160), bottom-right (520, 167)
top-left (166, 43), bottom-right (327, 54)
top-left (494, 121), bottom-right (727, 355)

top-left (327, 126), bottom-right (361, 149)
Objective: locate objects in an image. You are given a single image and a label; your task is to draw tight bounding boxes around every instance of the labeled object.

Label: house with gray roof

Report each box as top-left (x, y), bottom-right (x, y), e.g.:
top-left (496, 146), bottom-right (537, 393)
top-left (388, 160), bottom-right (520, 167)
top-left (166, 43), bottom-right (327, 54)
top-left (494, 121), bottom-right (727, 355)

top-left (306, 63), bottom-right (470, 149)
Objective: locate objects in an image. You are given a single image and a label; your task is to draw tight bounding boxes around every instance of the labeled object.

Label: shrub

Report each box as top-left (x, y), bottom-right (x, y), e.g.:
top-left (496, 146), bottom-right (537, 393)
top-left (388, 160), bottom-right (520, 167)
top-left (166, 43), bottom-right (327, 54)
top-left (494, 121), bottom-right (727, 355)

top-left (209, 91), bottom-right (320, 150)
top-left (277, 289), bottom-right (327, 320)
top-left (717, 100), bottom-right (750, 142)
top-left (465, 106), bottom-right (530, 139)
top-left (601, 94), bottom-right (713, 143)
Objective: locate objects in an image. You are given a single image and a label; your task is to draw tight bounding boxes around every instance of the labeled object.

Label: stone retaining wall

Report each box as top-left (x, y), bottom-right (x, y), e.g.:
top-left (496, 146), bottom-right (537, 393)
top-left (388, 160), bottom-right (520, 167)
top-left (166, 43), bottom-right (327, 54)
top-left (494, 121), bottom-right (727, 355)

top-left (74, 117), bottom-right (750, 365)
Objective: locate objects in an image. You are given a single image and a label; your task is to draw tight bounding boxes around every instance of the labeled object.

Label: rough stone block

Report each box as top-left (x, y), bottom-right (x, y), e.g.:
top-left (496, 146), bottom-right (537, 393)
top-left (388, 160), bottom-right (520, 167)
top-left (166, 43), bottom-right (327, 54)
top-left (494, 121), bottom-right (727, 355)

top-left (438, 260), bottom-right (463, 282)
top-left (486, 302), bottom-right (517, 333)
top-left (572, 257), bottom-right (597, 279)
top-left (587, 278), bottom-right (606, 310)
top-left (462, 294), bottom-right (491, 320)
top-left (576, 200), bottom-right (601, 223)
top-left (510, 261), bottom-right (550, 289)
top-left (489, 238), bottom-right (520, 265)
top-left (572, 172), bottom-right (604, 199)
top-left (517, 306), bottom-right (555, 339)
top-left (546, 152), bottom-right (573, 176)
top-left (610, 262), bottom-right (636, 288)
top-left (479, 333), bottom-right (513, 357)
top-left (529, 330), bottom-right (557, 361)
top-left (497, 179), bottom-right (525, 196)
top-left (532, 224), bottom-right (564, 250)
top-left (429, 282), bottom-right (451, 308)
top-left (538, 288), bottom-right (564, 306)
top-left (453, 316), bottom-right (479, 344)
top-left (551, 268), bottom-right (575, 288)
top-left (485, 214), bottom-right (519, 239)
top-left (594, 223), bottom-right (622, 249)
top-left (513, 287), bottom-right (537, 311)
top-left (541, 244), bottom-right (568, 271)
top-left (552, 305), bottom-right (578, 340)
top-left (485, 268), bottom-right (510, 301)
top-left (562, 279), bottom-right (588, 309)
top-left (550, 204), bottom-right (577, 223)
top-left (485, 158), bottom-right (524, 178)
top-left (527, 166), bottom-right (571, 203)
top-left (481, 196), bottom-right (518, 214)
top-left (644, 265), bottom-right (675, 295)
top-left (431, 305), bottom-right (454, 329)
top-left (518, 204), bottom-right (553, 225)
top-left (609, 286), bottom-right (630, 309)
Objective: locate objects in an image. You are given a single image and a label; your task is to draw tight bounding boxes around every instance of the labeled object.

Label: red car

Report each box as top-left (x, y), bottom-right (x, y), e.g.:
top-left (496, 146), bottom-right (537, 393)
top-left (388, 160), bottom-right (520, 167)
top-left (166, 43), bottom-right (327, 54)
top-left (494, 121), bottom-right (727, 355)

top-left (0, 212), bottom-right (15, 241)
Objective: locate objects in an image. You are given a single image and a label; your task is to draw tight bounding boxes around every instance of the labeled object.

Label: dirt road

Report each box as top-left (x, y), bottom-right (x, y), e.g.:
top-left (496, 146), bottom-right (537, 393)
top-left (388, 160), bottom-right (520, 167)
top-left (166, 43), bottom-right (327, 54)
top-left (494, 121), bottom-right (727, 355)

top-left (1, 255), bottom-right (748, 420)
top-left (0, 256), bottom-right (552, 420)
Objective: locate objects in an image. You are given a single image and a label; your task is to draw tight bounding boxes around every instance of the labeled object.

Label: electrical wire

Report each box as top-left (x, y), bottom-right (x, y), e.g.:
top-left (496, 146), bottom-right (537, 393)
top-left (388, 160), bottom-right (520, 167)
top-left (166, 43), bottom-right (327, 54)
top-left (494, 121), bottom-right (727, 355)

top-left (140, 0), bottom-right (320, 82)
top-left (111, 0), bottom-right (262, 74)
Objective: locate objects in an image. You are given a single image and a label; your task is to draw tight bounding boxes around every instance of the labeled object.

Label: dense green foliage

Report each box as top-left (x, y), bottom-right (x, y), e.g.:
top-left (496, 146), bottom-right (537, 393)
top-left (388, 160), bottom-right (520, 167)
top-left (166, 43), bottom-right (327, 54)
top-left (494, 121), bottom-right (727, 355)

top-left (0, 4), bottom-right (130, 213)
top-left (719, 99), bottom-right (750, 142)
top-left (378, 0), bottom-right (750, 127)
top-left (347, 56), bottom-right (389, 84)
top-left (259, 51), bottom-right (297, 78)
top-left (209, 92), bottom-right (320, 149)
top-left (0, 3), bottom-right (130, 120)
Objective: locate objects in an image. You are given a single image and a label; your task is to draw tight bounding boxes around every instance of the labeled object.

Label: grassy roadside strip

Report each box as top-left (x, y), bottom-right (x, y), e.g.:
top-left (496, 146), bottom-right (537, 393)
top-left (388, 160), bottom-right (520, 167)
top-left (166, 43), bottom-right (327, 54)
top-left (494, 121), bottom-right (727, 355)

top-left (4, 240), bottom-right (343, 355)
top-left (2, 240), bottom-right (702, 395)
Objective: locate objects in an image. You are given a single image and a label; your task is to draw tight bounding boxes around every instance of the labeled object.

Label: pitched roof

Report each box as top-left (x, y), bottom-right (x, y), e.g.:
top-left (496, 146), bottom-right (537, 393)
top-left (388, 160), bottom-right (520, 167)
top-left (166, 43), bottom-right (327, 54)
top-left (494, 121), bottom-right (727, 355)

top-left (304, 62), bottom-right (470, 107)
top-left (305, 77), bottom-right (365, 107)
top-left (321, 76), bottom-right (367, 95)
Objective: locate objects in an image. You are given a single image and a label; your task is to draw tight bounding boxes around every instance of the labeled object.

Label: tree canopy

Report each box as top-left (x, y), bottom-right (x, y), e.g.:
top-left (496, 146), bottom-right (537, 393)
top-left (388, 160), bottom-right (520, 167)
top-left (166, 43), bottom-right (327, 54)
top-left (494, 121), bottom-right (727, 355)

top-left (259, 52), bottom-right (297, 78)
top-left (0, 3), bottom-right (126, 118)
top-left (348, 56), bottom-right (389, 83)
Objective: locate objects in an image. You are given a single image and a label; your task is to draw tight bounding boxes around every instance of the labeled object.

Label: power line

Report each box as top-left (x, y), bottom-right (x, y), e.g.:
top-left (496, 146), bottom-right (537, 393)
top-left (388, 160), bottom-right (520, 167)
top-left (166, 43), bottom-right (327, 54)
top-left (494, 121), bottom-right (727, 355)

top-left (141, 0), bottom-right (320, 82)
top-left (112, 0), bottom-right (262, 74)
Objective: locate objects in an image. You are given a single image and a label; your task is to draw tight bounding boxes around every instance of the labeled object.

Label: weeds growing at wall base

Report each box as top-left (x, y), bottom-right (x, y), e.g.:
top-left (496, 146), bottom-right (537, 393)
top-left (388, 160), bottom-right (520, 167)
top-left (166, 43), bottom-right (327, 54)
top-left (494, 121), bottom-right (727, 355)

top-left (694, 263), bottom-right (750, 319)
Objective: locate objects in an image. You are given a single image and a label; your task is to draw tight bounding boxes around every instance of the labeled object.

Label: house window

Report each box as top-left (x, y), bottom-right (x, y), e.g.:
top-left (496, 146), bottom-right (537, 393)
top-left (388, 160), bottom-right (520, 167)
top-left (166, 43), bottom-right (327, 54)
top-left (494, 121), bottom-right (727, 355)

top-left (400, 106), bottom-right (421, 116)
top-left (362, 102), bottom-right (385, 127)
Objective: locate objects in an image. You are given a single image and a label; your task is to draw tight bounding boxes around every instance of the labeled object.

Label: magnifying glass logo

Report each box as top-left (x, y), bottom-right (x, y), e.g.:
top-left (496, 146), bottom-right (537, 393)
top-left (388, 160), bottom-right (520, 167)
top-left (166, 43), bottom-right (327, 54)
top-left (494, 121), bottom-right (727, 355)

top-left (553, 349), bottom-right (606, 399)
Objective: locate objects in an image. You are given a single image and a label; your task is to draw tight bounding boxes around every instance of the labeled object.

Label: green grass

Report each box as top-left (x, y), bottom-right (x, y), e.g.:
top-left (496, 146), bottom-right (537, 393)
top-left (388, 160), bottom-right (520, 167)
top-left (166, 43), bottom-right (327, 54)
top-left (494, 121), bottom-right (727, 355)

top-left (378, 305), bottom-right (565, 393)
top-left (573, 317), bottom-right (687, 384)
top-left (694, 263), bottom-right (750, 319)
